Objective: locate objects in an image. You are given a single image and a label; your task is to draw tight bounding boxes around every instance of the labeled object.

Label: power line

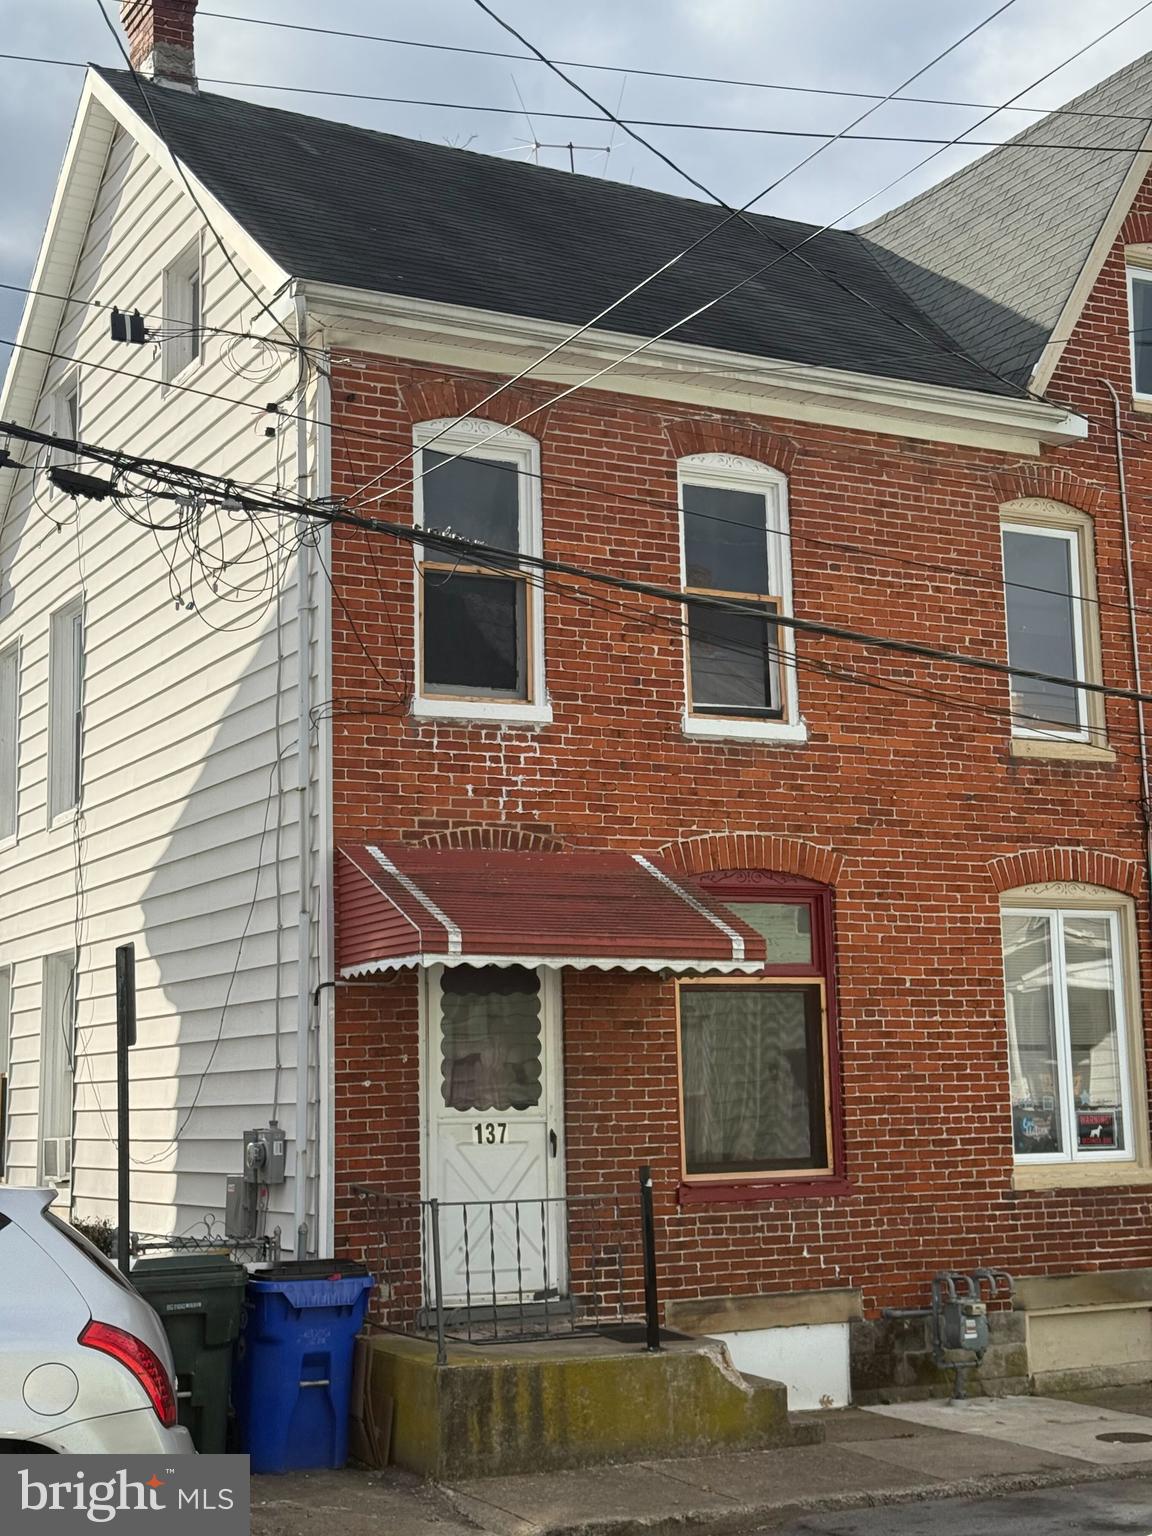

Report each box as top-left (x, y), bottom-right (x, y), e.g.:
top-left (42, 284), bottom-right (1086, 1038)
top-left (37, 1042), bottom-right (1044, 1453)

top-left (196, 7), bottom-right (1152, 131)
top-left (9, 416), bottom-right (1152, 717)
top-left (7, 320), bottom-right (1149, 642)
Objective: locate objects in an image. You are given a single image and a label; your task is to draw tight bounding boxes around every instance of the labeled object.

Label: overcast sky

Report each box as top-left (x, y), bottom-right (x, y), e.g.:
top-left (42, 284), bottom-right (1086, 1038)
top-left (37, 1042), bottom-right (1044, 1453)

top-left (4, 0), bottom-right (1152, 359)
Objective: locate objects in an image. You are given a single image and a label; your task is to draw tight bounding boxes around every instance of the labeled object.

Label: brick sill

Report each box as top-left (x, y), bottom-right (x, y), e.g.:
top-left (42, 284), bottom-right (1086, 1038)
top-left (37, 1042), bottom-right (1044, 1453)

top-left (677, 1176), bottom-right (852, 1205)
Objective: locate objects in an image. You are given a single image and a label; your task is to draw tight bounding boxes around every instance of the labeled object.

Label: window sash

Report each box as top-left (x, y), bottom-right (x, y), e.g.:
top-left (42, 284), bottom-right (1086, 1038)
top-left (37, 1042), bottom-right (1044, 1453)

top-left (0, 643), bottom-right (17, 839)
top-left (40, 952), bottom-right (76, 1177)
top-left (1129, 268), bottom-right (1152, 398)
top-left (677, 978), bottom-right (832, 1181)
top-left (1001, 522), bottom-right (1089, 739)
top-left (419, 562), bottom-right (531, 700)
top-left (685, 591), bottom-right (783, 719)
top-left (163, 241), bottom-right (202, 381)
top-left (48, 600), bottom-right (83, 821)
top-left (1002, 907), bottom-right (1134, 1164)
top-left (412, 431), bottom-right (542, 710)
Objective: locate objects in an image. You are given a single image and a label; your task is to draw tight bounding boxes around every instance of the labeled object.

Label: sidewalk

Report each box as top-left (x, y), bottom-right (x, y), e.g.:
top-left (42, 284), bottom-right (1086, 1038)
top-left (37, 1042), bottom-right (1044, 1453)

top-left (250, 1386), bottom-right (1152, 1536)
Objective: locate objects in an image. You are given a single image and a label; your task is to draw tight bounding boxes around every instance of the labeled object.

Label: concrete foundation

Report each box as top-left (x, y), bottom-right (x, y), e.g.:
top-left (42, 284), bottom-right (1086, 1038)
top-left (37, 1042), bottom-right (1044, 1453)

top-left (358, 1332), bottom-right (818, 1479)
top-left (849, 1311), bottom-right (1031, 1404)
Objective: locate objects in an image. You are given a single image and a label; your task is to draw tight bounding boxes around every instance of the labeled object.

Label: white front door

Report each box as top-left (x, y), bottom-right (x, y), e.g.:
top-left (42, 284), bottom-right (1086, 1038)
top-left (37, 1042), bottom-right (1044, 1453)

top-left (424, 964), bottom-right (565, 1306)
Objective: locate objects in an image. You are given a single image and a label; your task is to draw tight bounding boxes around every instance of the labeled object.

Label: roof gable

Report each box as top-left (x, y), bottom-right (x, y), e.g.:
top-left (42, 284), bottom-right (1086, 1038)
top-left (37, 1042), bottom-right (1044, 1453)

top-left (859, 52), bottom-right (1152, 387)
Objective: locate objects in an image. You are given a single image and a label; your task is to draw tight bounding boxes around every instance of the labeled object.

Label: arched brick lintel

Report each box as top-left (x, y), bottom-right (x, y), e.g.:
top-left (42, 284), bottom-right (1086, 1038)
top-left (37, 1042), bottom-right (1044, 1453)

top-left (663, 418), bottom-right (797, 474)
top-left (407, 825), bottom-right (565, 853)
top-left (401, 377), bottom-right (554, 437)
top-left (1122, 211), bottom-right (1152, 246)
top-left (989, 847), bottom-right (1144, 896)
top-left (656, 832), bottom-right (843, 886)
top-left (992, 465), bottom-right (1104, 516)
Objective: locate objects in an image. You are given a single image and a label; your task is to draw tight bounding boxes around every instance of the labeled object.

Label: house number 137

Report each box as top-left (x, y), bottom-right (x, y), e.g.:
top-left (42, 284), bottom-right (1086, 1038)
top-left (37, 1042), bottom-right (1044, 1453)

top-left (474, 1122), bottom-right (507, 1144)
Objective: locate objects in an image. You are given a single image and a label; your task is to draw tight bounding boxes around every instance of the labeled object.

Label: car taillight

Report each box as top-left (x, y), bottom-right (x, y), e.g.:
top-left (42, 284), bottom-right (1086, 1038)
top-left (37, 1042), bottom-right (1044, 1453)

top-left (79, 1319), bottom-right (177, 1428)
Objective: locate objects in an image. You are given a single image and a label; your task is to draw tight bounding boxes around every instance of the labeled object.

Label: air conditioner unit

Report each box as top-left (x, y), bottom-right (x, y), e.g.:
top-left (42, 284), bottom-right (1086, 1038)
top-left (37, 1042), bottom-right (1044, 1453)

top-left (42, 1136), bottom-right (72, 1183)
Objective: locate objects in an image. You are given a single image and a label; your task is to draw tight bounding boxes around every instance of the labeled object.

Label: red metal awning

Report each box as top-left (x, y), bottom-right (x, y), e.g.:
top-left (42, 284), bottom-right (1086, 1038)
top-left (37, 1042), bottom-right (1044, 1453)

top-left (336, 844), bottom-right (767, 976)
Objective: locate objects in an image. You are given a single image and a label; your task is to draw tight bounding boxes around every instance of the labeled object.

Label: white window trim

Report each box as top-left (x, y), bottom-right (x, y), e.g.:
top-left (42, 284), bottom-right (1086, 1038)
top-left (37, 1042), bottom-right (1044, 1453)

top-left (411, 418), bottom-right (551, 725)
top-left (47, 596), bottom-right (84, 827)
top-left (39, 951), bottom-right (76, 1186)
top-left (1001, 519), bottom-right (1092, 744)
top-left (677, 453), bottom-right (805, 745)
top-left (1004, 903), bottom-right (1136, 1167)
top-left (1127, 266), bottom-right (1152, 401)
top-left (0, 639), bottom-right (19, 846)
top-left (162, 234), bottom-right (204, 386)
top-left (51, 376), bottom-right (80, 468)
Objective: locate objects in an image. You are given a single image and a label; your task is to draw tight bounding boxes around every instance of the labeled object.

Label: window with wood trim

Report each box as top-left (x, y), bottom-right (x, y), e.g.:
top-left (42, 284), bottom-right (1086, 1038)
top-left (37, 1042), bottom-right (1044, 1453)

top-left (677, 874), bottom-right (838, 1184)
top-left (1000, 500), bottom-right (1103, 743)
top-left (1002, 896), bottom-right (1140, 1165)
top-left (412, 419), bottom-right (545, 717)
top-left (677, 454), bottom-right (798, 736)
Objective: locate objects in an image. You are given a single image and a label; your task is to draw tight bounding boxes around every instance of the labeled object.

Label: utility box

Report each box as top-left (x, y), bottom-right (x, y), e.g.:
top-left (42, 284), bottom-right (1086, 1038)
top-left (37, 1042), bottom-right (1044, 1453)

top-left (225, 1174), bottom-right (256, 1240)
top-left (244, 1124), bottom-right (287, 1185)
top-left (940, 1297), bottom-right (988, 1354)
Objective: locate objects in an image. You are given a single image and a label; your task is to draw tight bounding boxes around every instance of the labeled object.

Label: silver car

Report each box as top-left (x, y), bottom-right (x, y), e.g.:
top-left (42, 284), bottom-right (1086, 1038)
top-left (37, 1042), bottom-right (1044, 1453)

top-left (0, 1188), bottom-right (195, 1455)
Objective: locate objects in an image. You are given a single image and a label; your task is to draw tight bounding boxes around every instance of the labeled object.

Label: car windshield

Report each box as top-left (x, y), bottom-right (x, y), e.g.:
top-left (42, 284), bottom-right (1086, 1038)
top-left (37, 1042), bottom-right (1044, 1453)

top-left (41, 1211), bottom-right (136, 1293)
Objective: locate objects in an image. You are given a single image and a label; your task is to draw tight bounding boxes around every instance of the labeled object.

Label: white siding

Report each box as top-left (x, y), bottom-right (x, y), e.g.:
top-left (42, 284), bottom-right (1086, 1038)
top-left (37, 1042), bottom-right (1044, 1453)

top-left (0, 126), bottom-right (322, 1250)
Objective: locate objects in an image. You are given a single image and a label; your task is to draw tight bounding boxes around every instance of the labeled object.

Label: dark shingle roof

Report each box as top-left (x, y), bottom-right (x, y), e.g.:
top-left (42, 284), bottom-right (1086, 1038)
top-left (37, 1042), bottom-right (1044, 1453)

top-left (97, 68), bottom-right (1019, 398)
top-left (860, 53), bottom-right (1152, 387)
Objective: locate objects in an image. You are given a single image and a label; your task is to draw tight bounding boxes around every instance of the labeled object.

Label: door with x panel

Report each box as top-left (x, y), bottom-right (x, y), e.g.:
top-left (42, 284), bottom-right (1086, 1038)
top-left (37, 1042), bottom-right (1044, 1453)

top-left (425, 964), bottom-right (565, 1305)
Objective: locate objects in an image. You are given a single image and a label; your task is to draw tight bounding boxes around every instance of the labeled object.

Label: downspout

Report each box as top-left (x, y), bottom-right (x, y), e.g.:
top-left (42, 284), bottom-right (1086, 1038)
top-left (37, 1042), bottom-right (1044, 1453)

top-left (314, 334), bottom-right (336, 1256)
top-left (1101, 378), bottom-right (1152, 894)
top-left (292, 291), bottom-right (316, 1257)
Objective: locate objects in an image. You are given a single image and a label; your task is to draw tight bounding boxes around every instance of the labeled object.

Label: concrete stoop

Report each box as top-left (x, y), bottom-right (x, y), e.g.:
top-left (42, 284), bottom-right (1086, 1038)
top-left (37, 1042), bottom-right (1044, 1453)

top-left (360, 1332), bottom-right (818, 1479)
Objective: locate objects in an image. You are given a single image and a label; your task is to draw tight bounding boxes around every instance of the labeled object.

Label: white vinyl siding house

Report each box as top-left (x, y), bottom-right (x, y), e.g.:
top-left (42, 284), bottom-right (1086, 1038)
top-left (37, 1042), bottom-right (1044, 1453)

top-left (0, 101), bottom-right (324, 1245)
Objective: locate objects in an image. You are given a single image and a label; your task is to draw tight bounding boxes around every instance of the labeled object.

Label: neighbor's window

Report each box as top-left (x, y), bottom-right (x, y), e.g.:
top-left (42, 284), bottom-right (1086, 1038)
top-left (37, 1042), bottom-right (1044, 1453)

top-left (163, 237), bottom-right (203, 382)
top-left (1001, 511), bottom-right (1100, 740)
top-left (40, 951), bottom-right (76, 1184)
top-left (0, 964), bottom-right (11, 1179)
top-left (678, 876), bottom-right (836, 1182)
top-left (678, 454), bottom-right (796, 733)
top-left (52, 379), bottom-right (80, 466)
top-left (0, 642), bottom-right (17, 839)
top-left (1002, 904), bottom-right (1135, 1163)
top-left (1128, 267), bottom-right (1152, 397)
top-left (47, 597), bottom-right (84, 822)
top-left (413, 420), bottom-right (544, 715)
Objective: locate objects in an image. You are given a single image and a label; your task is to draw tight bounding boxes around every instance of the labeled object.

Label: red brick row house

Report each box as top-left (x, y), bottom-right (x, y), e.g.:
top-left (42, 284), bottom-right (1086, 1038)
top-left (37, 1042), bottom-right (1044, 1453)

top-left (7, 0), bottom-right (1152, 1412)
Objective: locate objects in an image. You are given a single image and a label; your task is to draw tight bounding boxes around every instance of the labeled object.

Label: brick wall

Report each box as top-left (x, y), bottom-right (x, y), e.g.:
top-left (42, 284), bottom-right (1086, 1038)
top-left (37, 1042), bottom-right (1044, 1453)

top-left (327, 174), bottom-right (1152, 1315)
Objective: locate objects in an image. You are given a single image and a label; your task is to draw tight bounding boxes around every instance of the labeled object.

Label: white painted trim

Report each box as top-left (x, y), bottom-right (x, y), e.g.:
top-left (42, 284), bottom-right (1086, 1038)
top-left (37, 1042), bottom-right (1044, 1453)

top-left (342, 953), bottom-right (765, 977)
top-left (632, 854), bottom-right (745, 961)
top-left (411, 417), bottom-right (547, 717)
top-left (301, 281), bottom-right (1087, 454)
top-left (676, 452), bottom-right (799, 734)
top-left (682, 713), bottom-right (810, 745)
top-left (314, 353), bottom-right (336, 1257)
top-left (1031, 120), bottom-right (1152, 395)
top-left (367, 844), bottom-right (462, 955)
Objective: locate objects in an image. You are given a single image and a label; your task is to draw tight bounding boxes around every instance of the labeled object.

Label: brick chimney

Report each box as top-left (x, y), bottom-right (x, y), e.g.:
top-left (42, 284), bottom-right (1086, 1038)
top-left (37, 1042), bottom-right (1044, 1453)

top-left (121, 0), bottom-right (198, 87)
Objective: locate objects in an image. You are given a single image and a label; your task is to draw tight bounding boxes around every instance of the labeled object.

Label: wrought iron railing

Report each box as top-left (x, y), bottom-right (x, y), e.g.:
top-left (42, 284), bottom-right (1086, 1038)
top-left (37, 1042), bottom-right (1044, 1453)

top-left (351, 1166), bottom-right (661, 1363)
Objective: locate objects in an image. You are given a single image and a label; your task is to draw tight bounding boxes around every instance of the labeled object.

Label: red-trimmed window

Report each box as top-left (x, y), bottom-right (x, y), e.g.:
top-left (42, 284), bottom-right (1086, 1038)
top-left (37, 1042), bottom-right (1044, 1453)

top-left (677, 874), bottom-right (842, 1189)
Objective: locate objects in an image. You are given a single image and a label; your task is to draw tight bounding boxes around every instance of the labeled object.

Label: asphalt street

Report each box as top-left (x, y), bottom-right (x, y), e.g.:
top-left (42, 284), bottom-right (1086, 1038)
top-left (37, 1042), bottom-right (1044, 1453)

top-left (769, 1477), bottom-right (1152, 1534)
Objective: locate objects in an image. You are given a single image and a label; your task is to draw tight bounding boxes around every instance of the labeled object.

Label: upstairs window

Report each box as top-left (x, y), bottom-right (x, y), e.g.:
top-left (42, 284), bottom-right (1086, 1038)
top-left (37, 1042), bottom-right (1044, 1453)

top-left (51, 379), bottom-right (80, 466)
top-left (1000, 501), bottom-right (1103, 744)
top-left (677, 455), bottom-right (800, 740)
top-left (48, 598), bottom-right (84, 822)
top-left (163, 237), bottom-right (203, 382)
top-left (40, 951), bottom-right (76, 1184)
top-left (412, 420), bottom-right (547, 721)
top-left (1128, 267), bottom-right (1152, 398)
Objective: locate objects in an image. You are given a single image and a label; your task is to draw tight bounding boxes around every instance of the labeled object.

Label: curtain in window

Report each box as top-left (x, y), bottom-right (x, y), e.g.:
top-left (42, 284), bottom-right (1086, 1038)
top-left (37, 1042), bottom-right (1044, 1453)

top-left (680, 986), bottom-right (822, 1174)
top-left (440, 965), bottom-right (543, 1112)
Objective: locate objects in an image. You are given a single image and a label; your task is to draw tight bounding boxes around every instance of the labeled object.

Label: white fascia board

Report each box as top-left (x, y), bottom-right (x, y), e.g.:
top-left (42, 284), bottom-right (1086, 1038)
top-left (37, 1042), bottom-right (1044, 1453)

top-left (1031, 124), bottom-right (1152, 396)
top-left (0, 83), bottom-right (117, 529)
top-left (0, 69), bottom-right (292, 532)
top-left (301, 280), bottom-right (1087, 455)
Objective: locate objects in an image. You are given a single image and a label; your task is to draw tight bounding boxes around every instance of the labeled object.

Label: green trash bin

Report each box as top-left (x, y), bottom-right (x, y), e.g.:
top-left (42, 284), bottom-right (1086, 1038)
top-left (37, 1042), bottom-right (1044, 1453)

top-left (131, 1253), bottom-right (247, 1453)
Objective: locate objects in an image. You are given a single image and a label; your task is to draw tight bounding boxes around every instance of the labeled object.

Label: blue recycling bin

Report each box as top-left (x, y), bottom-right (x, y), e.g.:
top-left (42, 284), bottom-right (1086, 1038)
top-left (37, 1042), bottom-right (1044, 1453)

top-left (232, 1260), bottom-right (374, 1473)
